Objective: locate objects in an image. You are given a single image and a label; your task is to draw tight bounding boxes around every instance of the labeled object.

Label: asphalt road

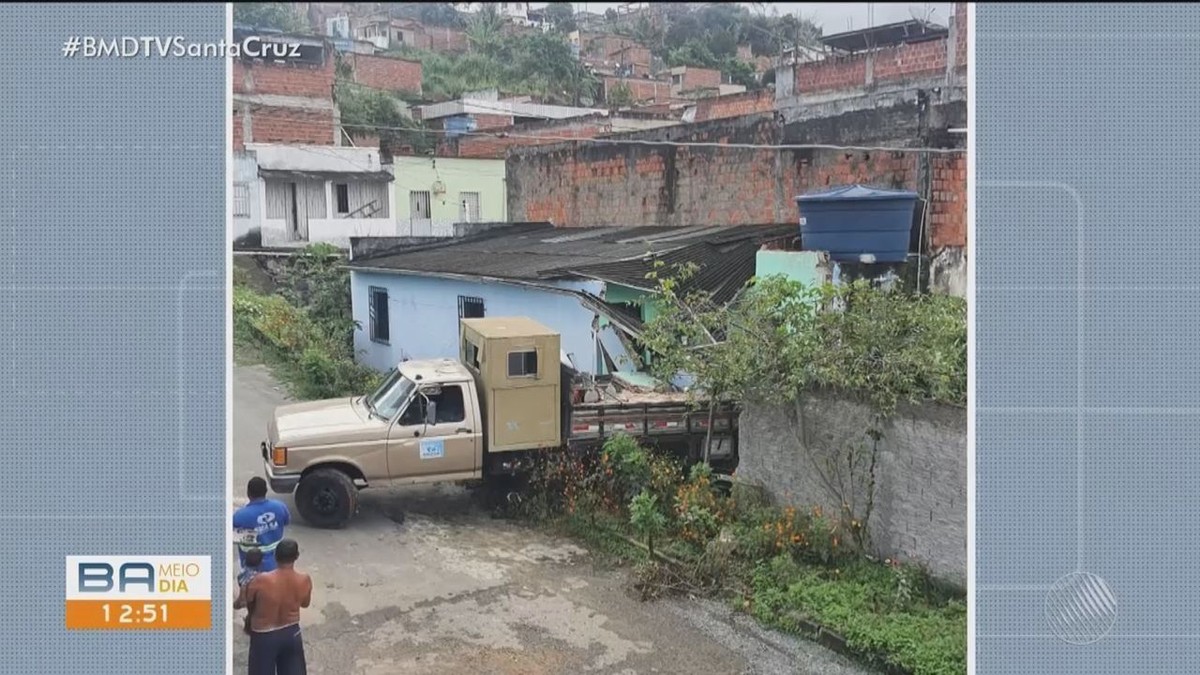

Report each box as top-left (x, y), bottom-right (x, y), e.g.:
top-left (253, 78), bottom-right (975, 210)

top-left (231, 364), bottom-right (874, 674)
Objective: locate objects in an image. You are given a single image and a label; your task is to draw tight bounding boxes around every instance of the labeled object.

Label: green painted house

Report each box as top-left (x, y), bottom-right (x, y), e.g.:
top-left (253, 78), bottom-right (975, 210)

top-left (393, 155), bottom-right (507, 237)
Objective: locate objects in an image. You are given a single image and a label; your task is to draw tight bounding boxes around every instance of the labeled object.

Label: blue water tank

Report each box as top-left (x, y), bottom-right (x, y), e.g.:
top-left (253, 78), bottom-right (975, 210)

top-left (796, 184), bottom-right (918, 263)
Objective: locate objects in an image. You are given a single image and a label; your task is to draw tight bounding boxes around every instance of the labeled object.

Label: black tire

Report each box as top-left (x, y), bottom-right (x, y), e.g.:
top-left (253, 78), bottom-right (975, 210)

top-left (295, 469), bottom-right (359, 529)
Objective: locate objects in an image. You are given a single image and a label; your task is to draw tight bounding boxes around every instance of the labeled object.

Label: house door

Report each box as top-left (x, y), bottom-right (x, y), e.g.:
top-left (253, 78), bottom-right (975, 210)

top-left (285, 183), bottom-right (299, 239)
top-left (409, 190), bottom-right (432, 236)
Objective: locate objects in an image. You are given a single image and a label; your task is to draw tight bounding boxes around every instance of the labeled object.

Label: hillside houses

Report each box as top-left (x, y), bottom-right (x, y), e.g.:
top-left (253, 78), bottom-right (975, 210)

top-left (233, 3), bottom-right (968, 297)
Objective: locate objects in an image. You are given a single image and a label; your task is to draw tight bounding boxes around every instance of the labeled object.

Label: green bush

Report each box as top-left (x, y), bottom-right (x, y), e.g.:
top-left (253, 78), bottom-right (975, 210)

top-left (629, 489), bottom-right (668, 557)
top-left (600, 434), bottom-right (652, 500)
top-left (233, 284), bottom-right (378, 400)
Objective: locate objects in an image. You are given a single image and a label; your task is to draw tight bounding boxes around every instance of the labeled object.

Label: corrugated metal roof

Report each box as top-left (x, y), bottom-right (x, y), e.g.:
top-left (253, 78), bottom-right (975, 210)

top-left (568, 239), bottom-right (771, 305)
top-left (259, 169), bottom-right (393, 182)
top-left (349, 222), bottom-right (795, 300)
top-left (419, 99), bottom-right (608, 121)
top-left (818, 20), bottom-right (949, 53)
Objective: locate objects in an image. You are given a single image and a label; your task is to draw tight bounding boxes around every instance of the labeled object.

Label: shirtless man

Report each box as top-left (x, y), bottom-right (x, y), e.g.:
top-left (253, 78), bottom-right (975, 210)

top-left (235, 538), bottom-right (312, 675)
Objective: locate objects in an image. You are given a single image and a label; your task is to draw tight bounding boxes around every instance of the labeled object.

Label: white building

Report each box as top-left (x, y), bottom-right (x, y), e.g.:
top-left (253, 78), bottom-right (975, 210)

top-left (453, 2), bottom-right (529, 22)
top-left (234, 144), bottom-right (398, 249)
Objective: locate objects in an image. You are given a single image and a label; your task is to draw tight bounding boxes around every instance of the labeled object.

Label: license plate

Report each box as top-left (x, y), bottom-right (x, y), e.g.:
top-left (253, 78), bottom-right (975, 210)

top-left (234, 528), bottom-right (258, 546)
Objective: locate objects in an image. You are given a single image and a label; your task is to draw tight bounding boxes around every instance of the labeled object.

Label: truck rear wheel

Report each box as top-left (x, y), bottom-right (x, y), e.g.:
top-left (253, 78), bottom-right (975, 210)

top-left (295, 469), bottom-right (359, 529)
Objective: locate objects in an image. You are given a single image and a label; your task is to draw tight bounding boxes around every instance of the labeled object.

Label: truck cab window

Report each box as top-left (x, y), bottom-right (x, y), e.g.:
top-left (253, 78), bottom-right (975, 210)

top-left (507, 350), bottom-right (538, 378)
top-left (429, 385), bottom-right (465, 424)
top-left (398, 397), bottom-right (425, 426)
top-left (400, 386), bottom-right (466, 426)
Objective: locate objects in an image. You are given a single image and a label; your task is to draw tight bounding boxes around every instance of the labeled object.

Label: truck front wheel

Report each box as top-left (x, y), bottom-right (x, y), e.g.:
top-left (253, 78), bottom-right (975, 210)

top-left (295, 469), bottom-right (359, 529)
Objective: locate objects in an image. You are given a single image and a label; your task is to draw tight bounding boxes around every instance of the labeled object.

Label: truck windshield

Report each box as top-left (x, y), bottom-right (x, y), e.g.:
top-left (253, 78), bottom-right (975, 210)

top-left (364, 369), bottom-right (416, 420)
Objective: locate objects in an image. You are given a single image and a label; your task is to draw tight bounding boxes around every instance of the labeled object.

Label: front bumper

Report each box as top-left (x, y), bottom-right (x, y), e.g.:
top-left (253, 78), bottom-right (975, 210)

top-left (261, 441), bottom-right (300, 494)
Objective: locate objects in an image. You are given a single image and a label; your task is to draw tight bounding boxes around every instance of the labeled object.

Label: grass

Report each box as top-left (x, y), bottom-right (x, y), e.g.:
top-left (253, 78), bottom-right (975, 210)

top-left (750, 556), bottom-right (966, 675)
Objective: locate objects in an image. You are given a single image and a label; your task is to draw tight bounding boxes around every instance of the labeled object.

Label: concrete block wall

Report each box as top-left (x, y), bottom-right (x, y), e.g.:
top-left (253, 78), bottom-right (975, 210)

top-left (737, 395), bottom-right (967, 585)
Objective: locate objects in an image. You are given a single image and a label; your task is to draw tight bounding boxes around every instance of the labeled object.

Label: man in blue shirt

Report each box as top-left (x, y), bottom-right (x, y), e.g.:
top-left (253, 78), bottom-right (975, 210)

top-left (233, 477), bottom-right (292, 572)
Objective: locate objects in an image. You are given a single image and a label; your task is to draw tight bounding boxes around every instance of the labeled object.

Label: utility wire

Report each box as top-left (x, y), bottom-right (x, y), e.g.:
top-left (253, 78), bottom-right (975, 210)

top-left (246, 116), bottom-right (967, 155)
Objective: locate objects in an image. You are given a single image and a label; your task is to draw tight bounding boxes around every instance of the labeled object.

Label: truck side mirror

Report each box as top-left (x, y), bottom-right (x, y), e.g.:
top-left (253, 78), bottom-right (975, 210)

top-left (425, 400), bottom-right (437, 426)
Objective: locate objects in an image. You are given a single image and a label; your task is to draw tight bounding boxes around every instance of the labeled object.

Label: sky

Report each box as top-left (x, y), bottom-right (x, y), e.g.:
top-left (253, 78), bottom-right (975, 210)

top-left (534, 3), bottom-right (954, 33)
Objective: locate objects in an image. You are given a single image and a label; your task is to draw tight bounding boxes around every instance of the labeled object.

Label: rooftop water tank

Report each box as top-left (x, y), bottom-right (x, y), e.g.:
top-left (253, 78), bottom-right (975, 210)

top-left (796, 184), bottom-right (918, 263)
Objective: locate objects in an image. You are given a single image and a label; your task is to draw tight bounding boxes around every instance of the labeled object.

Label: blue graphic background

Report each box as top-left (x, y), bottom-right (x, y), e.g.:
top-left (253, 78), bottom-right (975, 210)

top-left (977, 4), bottom-right (1200, 672)
top-left (0, 4), bottom-right (226, 672)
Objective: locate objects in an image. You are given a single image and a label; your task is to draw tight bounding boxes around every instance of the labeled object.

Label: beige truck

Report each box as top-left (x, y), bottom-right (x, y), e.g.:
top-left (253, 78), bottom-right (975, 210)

top-left (260, 316), bottom-right (739, 528)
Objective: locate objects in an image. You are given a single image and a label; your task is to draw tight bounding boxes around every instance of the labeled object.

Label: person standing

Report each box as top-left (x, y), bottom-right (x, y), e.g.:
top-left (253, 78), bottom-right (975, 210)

top-left (239, 538), bottom-right (312, 675)
top-left (236, 548), bottom-right (264, 635)
top-left (233, 477), bottom-right (291, 572)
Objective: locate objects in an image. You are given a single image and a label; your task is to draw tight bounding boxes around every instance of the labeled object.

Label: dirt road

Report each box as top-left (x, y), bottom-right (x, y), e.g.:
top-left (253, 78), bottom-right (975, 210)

top-left (231, 364), bottom-right (874, 674)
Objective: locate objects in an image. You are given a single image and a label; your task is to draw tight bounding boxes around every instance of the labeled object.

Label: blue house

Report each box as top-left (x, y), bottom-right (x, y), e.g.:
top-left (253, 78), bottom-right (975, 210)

top-left (347, 222), bottom-right (794, 375)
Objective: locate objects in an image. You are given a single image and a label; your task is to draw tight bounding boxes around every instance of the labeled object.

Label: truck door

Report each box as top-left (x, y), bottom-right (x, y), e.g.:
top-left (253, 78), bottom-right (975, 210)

top-left (387, 382), bottom-right (480, 480)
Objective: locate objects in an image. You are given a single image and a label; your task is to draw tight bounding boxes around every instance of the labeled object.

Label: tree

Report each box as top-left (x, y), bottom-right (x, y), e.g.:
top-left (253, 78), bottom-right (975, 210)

top-left (513, 32), bottom-right (597, 105)
top-left (233, 2), bottom-right (306, 33)
top-left (543, 1), bottom-right (577, 33)
top-left (638, 269), bottom-right (966, 550)
top-left (465, 3), bottom-right (506, 57)
top-left (418, 3), bottom-right (465, 28)
top-left (336, 83), bottom-right (433, 154)
top-left (606, 81), bottom-right (635, 109)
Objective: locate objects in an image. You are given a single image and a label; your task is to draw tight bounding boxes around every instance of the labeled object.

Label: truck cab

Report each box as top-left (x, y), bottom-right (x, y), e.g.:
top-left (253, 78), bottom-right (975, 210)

top-left (261, 358), bottom-right (486, 527)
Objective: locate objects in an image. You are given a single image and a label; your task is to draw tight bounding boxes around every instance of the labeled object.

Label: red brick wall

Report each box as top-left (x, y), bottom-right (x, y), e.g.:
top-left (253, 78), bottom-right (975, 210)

top-left (456, 118), bottom-right (609, 158)
top-left (693, 90), bottom-right (774, 123)
top-left (678, 68), bottom-right (722, 92)
top-left (582, 33), bottom-right (640, 60)
top-left (612, 45), bottom-right (653, 75)
top-left (427, 27), bottom-right (469, 53)
top-left (796, 3), bottom-right (968, 94)
top-left (507, 107), bottom-right (966, 251)
top-left (233, 55), bottom-right (334, 99)
top-left (399, 29), bottom-right (433, 51)
top-left (239, 104), bottom-right (337, 146)
top-left (872, 40), bottom-right (947, 82)
top-left (347, 53), bottom-right (422, 95)
top-left (796, 55), bottom-right (869, 93)
top-left (472, 114), bottom-right (515, 130)
top-left (930, 153), bottom-right (966, 247)
top-left (231, 41), bottom-right (337, 150)
top-left (605, 77), bottom-right (672, 104)
top-left (233, 109), bottom-right (244, 152)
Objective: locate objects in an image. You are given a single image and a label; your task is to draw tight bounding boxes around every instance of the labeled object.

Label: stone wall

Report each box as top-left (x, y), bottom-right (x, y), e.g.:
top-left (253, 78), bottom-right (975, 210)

top-left (737, 394), bottom-right (967, 585)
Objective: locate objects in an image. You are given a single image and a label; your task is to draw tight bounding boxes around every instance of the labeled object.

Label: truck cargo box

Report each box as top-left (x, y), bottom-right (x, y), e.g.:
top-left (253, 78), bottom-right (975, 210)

top-left (460, 317), bottom-right (562, 453)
